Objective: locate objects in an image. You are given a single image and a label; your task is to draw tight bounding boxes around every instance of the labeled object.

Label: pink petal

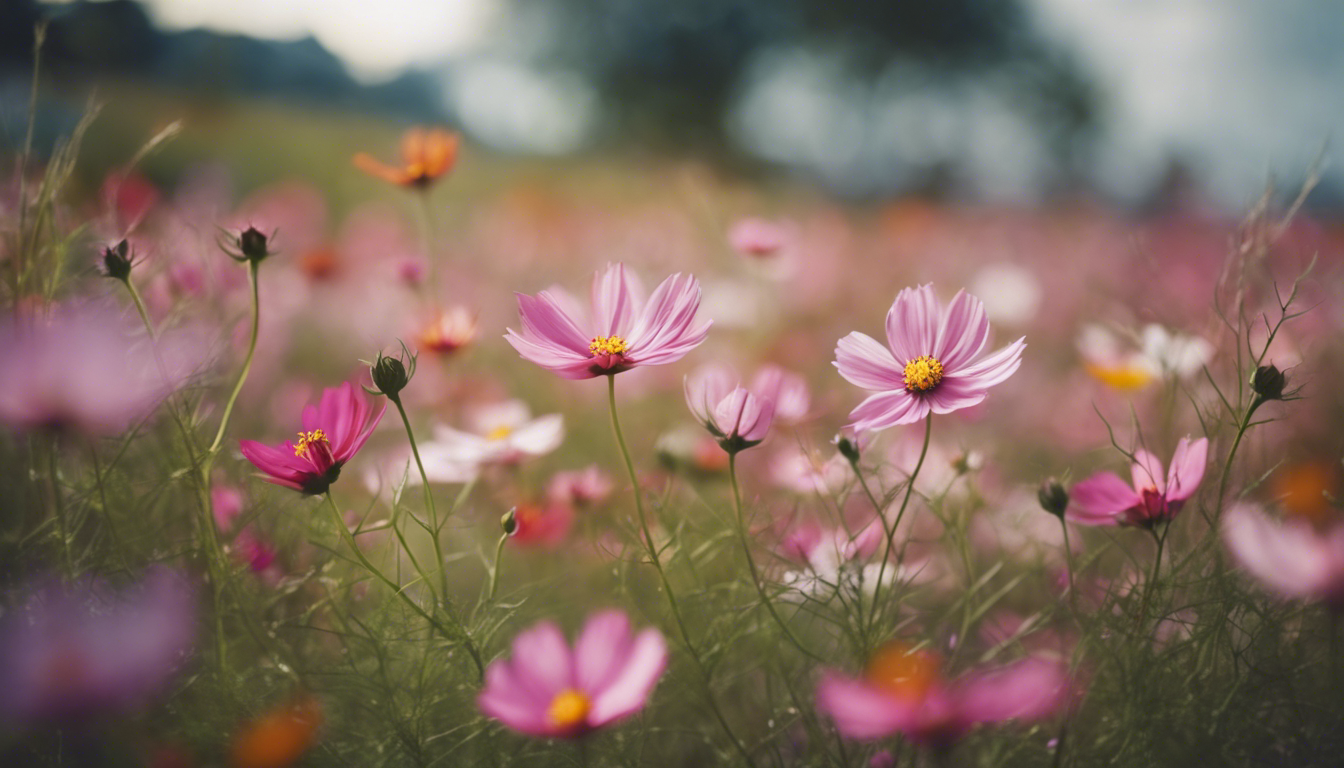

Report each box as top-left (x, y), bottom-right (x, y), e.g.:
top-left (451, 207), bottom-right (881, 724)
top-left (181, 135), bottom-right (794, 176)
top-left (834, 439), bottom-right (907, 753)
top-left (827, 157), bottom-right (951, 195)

top-left (834, 332), bottom-right (905, 391)
top-left (848, 390), bottom-right (928, 432)
top-left (751, 365), bottom-right (810, 423)
top-left (1130, 449), bottom-right (1166, 495)
top-left (587, 627), bottom-right (667, 726)
top-left (479, 660), bottom-right (554, 736)
top-left (591, 263), bottom-right (641, 337)
top-left (1164, 437), bottom-right (1208, 502)
top-left (517, 291), bottom-right (592, 356)
top-left (954, 657), bottom-right (1069, 724)
top-left (715, 388), bottom-right (774, 443)
top-left (685, 365), bottom-right (738, 426)
top-left (953, 337), bottom-right (1026, 389)
top-left (574, 611), bottom-right (635, 694)
top-left (508, 621), bottom-right (575, 700)
top-left (815, 672), bottom-right (913, 740)
top-left (626, 273), bottom-right (710, 365)
top-left (1067, 472), bottom-right (1140, 526)
top-left (924, 377), bottom-right (988, 415)
top-left (1222, 503), bottom-right (1333, 600)
top-left (885, 284), bottom-right (940, 364)
top-left (932, 290), bottom-right (989, 370)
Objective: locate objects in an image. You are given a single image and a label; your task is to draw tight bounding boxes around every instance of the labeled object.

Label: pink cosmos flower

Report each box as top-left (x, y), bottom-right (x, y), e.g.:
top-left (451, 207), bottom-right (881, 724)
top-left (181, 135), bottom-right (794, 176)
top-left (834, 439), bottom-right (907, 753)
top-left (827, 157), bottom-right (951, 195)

top-left (685, 366), bottom-right (775, 453)
top-left (1067, 437), bottom-right (1208, 528)
top-left (505, 263), bottom-right (711, 379)
top-left (547, 465), bottom-right (615, 507)
top-left (728, 216), bottom-right (794, 259)
top-left (239, 382), bottom-right (385, 495)
top-left (834, 285), bottom-right (1025, 432)
top-left (478, 610), bottom-right (668, 738)
top-left (1222, 503), bottom-right (1344, 609)
top-left (816, 643), bottom-right (1070, 748)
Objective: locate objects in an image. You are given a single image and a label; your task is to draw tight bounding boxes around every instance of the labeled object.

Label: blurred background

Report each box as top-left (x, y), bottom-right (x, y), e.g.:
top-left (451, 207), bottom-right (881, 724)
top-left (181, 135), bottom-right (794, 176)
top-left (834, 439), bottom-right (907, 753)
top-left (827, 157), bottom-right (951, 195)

top-left (3, 0), bottom-right (1342, 210)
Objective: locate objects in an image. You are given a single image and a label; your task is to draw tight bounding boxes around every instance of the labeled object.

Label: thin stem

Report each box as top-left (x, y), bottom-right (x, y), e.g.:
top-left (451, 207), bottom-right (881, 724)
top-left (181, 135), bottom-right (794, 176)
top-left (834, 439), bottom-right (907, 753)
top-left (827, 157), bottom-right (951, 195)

top-left (606, 375), bottom-right (756, 768)
top-left (1137, 526), bottom-right (1167, 631)
top-left (487, 532), bottom-right (508, 602)
top-left (1059, 516), bottom-right (1079, 619)
top-left (1215, 396), bottom-right (1262, 516)
top-left (207, 260), bottom-right (260, 457)
top-left (323, 491), bottom-right (484, 679)
top-left (392, 395), bottom-right (449, 600)
top-left (867, 415), bottom-right (933, 643)
top-left (47, 437), bottom-right (71, 573)
top-left (729, 452), bottom-right (822, 662)
top-left (124, 278), bottom-right (157, 342)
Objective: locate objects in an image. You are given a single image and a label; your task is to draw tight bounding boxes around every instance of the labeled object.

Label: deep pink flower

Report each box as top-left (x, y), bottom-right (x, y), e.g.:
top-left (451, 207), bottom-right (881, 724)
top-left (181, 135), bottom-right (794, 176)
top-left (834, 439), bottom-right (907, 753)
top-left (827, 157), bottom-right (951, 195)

top-left (478, 610), bottom-right (667, 738)
top-left (816, 643), bottom-right (1070, 748)
top-left (239, 382), bottom-right (385, 495)
top-left (834, 285), bottom-right (1025, 432)
top-left (505, 263), bottom-right (711, 379)
top-left (1223, 503), bottom-right (1344, 609)
top-left (1068, 437), bottom-right (1208, 528)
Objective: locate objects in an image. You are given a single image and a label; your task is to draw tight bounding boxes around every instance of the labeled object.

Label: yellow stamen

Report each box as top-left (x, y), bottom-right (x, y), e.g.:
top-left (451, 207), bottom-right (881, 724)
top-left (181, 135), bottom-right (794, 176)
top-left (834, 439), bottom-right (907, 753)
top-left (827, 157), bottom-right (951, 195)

top-left (486, 425), bottom-right (514, 441)
top-left (294, 429), bottom-right (329, 457)
top-left (546, 689), bottom-right (591, 729)
top-left (589, 335), bottom-right (628, 357)
top-left (903, 355), bottom-right (944, 392)
top-left (865, 641), bottom-right (940, 700)
top-left (1084, 362), bottom-right (1154, 391)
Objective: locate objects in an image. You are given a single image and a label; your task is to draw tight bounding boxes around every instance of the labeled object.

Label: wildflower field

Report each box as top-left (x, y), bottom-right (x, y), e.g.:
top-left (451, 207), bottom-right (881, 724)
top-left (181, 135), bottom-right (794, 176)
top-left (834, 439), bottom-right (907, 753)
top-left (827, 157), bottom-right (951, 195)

top-left (2, 82), bottom-right (1343, 768)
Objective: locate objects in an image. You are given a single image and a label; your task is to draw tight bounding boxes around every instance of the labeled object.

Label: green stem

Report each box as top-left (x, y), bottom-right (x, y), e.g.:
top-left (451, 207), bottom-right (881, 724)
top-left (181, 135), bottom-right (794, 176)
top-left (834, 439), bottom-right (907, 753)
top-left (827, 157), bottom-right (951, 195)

top-left (392, 395), bottom-right (449, 600)
top-left (487, 532), bottom-right (508, 602)
top-left (323, 491), bottom-right (484, 679)
top-left (47, 437), bottom-right (71, 574)
top-left (867, 415), bottom-right (933, 643)
top-left (1059, 516), bottom-right (1079, 619)
top-left (124, 278), bottom-right (158, 342)
top-left (606, 375), bottom-right (756, 768)
top-left (1137, 526), bottom-right (1167, 631)
top-left (207, 260), bottom-right (261, 457)
top-left (1215, 396), bottom-right (1262, 517)
top-left (729, 453), bottom-right (822, 662)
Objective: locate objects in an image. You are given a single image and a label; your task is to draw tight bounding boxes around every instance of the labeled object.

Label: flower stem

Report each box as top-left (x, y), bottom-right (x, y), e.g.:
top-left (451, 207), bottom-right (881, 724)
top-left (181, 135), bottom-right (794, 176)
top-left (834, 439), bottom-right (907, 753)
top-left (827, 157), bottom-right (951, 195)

top-left (487, 532), bottom-right (508, 602)
top-left (1137, 525), bottom-right (1167, 631)
top-left (729, 452), bottom-right (823, 662)
top-left (1059, 516), bottom-right (1079, 619)
top-left (1215, 396), bottom-right (1263, 517)
top-left (392, 394), bottom-right (449, 600)
top-left (207, 260), bottom-right (260, 457)
top-left (323, 491), bottom-right (484, 679)
top-left (606, 375), bottom-right (756, 768)
top-left (866, 414), bottom-right (933, 644)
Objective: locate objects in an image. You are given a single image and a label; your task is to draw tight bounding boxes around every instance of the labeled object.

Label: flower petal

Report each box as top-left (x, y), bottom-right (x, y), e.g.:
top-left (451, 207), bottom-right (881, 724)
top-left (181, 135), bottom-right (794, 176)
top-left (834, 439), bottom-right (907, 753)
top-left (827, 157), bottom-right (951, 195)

top-left (1067, 472), bottom-right (1140, 526)
top-left (885, 284), bottom-right (940, 363)
top-left (932, 290), bottom-right (989, 370)
top-left (1222, 503), bottom-right (1334, 600)
top-left (848, 390), bottom-right (929, 432)
top-left (952, 337), bottom-right (1025, 389)
top-left (1130, 449), bottom-right (1166, 495)
top-left (1164, 437), bottom-right (1208, 502)
top-left (954, 657), bottom-right (1069, 725)
top-left (590, 263), bottom-right (642, 337)
top-left (507, 621), bottom-right (574, 700)
top-left (815, 672), bottom-right (913, 740)
top-left (587, 627), bottom-right (667, 726)
top-left (834, 332), bottom-right (905, 391)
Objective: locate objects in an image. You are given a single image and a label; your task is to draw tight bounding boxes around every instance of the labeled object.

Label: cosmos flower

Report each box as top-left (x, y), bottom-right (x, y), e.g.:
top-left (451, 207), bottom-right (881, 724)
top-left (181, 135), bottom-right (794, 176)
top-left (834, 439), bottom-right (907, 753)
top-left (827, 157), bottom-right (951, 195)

top-left (1222, 503), bottom-right (1344, 609)
top-left (478, 610), bottom-right (667, 738)
top-left (0, 568), bottom-right (197, 725)
top-left (0, 305), bottom-right (202, 435)
top-left (505, 263), bottom-right (711, 380)
top-left (834, 285), bottom-right (1025, 432)
top-left (816, 642), bottom-right (1070, 748)
top-left (418, 305), bottom-right (478, 355)
top-left (1067, 437), bottom-right (1208, 528)
top-left (684, 366), bottom-right (775, 453)
top-left (413, 400), bottom-right (563, 484)
top-left (229, 695), bottom-right (324, 768)
top-left (353, 127), bottom-right (459, 189)
top-left (547, 465), bottom-right (614, 507)
top-left (239, 382), bottom-right (385, 495)
top-left (728, 216), bottom-right (795, 259)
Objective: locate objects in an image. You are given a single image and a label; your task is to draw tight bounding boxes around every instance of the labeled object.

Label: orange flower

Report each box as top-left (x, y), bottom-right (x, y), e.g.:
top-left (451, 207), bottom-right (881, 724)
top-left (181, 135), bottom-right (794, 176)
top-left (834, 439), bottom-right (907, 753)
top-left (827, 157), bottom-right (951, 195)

top-left (230, 696), bottom-right (323, 768)
top-left (354, 127), bottom-right (459, 188)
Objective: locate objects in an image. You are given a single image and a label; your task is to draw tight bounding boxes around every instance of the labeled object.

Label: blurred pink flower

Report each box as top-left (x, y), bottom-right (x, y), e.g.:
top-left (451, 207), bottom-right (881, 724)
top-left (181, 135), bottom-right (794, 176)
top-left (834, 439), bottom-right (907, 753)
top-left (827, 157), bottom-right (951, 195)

top-left (414, 400), bottom-right (563, 484)
top-left (239, 382), bottom-right (385, 495)
top-left (1222, 503), bottom-right (1344, 609)
top-left (751, 364), bottom-right (810, 424)
top-left (0, 568), bottom-right (196, 725)
top-left (505, 263), bottom-right (711, 379)
top-left (548, 465), bottom-right (615, 507)
top-left (478, 610), bottom-right (667, 738)
top-left (510, 501), bottom-right (577, 549)
top-left (816, 643), bottom-right (1070, 748)
top-left (835, 285), bottom-right (1025, 432)
top-left (0, 305), bottom-right (203, 435)
top-left (1068, 437), bottom-right (1208, 528)
top-left (685, 366), bottom-right (775, 453)
top-left (728, 216), bottom-right (794, 259)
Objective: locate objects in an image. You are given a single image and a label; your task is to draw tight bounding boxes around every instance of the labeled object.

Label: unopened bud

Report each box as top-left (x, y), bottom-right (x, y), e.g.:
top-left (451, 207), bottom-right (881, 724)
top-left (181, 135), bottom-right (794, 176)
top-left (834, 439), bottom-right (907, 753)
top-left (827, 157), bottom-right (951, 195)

top-left (1251, 364), bottom-right (1287, 402)
top-left (501, 507), bottom-right (518, 536)
top-left (101, 240), bottom-right (134, 281)
top-left (834, 433), bottom-right (861, 464)
top-left (240, 227), bottom-right (270, 261)
top-left (364, 341), bottom-right (417, 401)
top-left (1038, 478), bottom-right (1070, 519)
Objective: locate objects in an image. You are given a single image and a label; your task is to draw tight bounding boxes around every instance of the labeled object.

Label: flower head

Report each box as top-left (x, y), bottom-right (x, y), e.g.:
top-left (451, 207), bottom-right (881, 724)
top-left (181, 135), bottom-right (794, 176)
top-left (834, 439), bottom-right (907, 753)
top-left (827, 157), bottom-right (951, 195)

top-left (684, 365), bottom-right (775, 453)
top-left (0, 568), bottom-right (197, 725)
top-left (414, 400), bottom-right (563, 483)
top-left (478, 611), bottom-right (667, 738)
top-left (1222, 503), bottom-right (1344, 609)
top-left (834, 285), bottom-right (1025, 432)
top-left (817, 643), bottom-right (1070, 748)
top-left (239, 382), bottom-right (385, 495)
top-left (1067, 437), bottom-right (1208, 528)
top-left (506, 263), bottom-right (711, 379)
top-left (418, 305), bottom-right (478, 355)
top-left (354, 127), bottom-right (459, 189)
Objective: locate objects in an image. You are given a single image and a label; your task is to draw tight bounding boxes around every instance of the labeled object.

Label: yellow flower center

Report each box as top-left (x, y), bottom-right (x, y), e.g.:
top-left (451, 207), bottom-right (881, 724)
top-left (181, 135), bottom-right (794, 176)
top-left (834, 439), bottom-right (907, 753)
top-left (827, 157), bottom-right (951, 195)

top-left (903, 355), bottom-right (944, 392)
top-left (1084, 361), bottom-right (1154, 391)
top-left (589, 335), bottom-right (628, 357)
top-left (865, 641), bottom-right (941, 700)
top-left (294, 429), bottom-right (329, 457)
top-left (486, 425), bottom-right (514, 441)
top-left (546, 689), bottom-right (591, 729)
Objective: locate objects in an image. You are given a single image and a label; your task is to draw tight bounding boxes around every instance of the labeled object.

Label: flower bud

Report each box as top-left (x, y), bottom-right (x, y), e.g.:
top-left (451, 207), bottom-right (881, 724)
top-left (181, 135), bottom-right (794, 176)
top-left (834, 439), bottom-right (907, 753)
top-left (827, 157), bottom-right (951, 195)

top-left (221, 226), bottom-right (276, 264)
top-left (365, 342), bottom-right (417, 401)
top-left (501, 507), bottom-right (518, 536)
top-left (101, 240), bottom-right (135, 281)
top-left (1038, 477), bottom-right (1070, 519)
top-left (1251, 364), bottom-right (1286, 402)
top-left (834, 433), bottom-right (861, 464)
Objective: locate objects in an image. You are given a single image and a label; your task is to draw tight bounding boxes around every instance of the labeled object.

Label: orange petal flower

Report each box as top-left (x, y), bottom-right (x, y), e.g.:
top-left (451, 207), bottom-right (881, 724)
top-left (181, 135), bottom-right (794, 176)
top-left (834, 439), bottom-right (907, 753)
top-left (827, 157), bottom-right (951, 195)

top-left (230, 696), bottom-right (323, 768)
top-left (353, 127), bottom-right (459, 189)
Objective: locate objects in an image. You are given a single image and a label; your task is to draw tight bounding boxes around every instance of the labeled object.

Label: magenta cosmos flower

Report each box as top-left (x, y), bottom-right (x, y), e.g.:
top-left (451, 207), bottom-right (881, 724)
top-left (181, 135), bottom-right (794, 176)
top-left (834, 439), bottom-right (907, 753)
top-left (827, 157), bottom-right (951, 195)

top-left (478, 610), bottom-right (667, 739)
top-left (1223, 503), bottom-right (1344, 609)
top-left (505, 263), bottom-right (711, 379)
top-left (240, 382), bottom-right (385, 495)
top-left (817, 642), bottom-right (1070, 748)
top-left (1067, 437), bottom-right (1208, 528)
top-left (834, 285), bottom-right (1025, 432)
